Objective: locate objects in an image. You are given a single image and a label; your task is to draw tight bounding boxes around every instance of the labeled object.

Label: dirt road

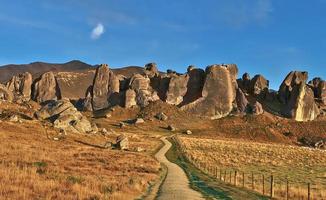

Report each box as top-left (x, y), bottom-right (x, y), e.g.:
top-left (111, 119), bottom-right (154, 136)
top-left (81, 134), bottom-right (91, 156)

top-left (155, 137), bottom-right (204, 200)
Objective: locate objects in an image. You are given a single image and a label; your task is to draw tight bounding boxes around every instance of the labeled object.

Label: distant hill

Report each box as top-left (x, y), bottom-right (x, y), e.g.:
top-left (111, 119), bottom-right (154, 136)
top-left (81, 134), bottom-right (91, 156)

top-left (0, 60), bottom-right (144, 99)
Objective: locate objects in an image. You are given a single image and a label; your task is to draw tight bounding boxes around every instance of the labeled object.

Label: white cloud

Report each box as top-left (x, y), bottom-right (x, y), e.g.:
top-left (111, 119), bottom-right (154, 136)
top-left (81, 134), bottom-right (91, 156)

top-left (91, 23), bottom-right (105, 40)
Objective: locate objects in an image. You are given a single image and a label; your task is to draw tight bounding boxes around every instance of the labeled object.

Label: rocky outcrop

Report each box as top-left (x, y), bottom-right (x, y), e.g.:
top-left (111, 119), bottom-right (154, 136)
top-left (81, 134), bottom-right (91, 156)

top-left (250, 74), bottom-right (269, 96)
top-left (279, 71), bottom-right (319, 121)
top-left (32, 71), bottom-right (61, 103)
top-left (92, 64), bottom-right (112, 110)
top-left (166, 74), bottom-right (189, 105)
top-left (309, 77), bottom-right (326, 105)
top-left (36, 100), bottom-right (95, 134)
top-left (6, 72), bottom-right (32, 101)
top-left (0, 84), bottom-right (14, 102)
top-left (250, 101), bottom-right (264, 115)
top-left (183, 64), bottom-right (238, 119)
top-left (144, 63), bottom-right (159, 78)
top-left (128, 74), bottom-right (159, 107)
top-left (124, 89), bottom-right (137, 108)
top-left (181, 67), bottom-right (205, 105)
top-left (236, 88), bottom-right (249, 113)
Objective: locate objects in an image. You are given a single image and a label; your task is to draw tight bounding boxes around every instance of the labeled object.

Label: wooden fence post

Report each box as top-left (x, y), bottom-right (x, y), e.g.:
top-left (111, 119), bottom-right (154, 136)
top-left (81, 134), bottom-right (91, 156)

top-left (251, 172), bottom-right (255, 190)
top-left (224, 170), bottom-right (227, 182)
top-left (262, 175), bottom-right (265, 195)
top-left (229, 171), bottom-right (232, 183)
top-left (234, 171), bottom-right (238, 186)
top-left (242, 172), bottom-right (245, 188)
top-left (308, 183), bottom-right (311, 200)
top-left (286, 179), bottom-right (289, 200)
top-left (220, 169), bottom-right (222, 180)
top-left (270, 175), bottom-right (274, 198)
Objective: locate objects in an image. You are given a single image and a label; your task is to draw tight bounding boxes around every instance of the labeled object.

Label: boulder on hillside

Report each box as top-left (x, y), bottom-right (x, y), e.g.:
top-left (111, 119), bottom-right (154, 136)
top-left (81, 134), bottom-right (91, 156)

top-left (165, 74), bottom-right (189, 105)
top-left (124, 89), bottom-right (137, 108)
top-left (279, 71), bottom-right (319, 121)
top-left (35, 100), bottom-right (95, 134)
top-left (116, 134), bottom-right (129, 150)
top-left (250, 101), bottom-right (264, 115)
top-left (92, 64), bottom-right (114, 111)
top-left (155, 112), bottom-right (168, 121)
top-left (183, 64), bottom-right (238, 119)
top-left (236, 88), bottom-right (249, 113)
top-left (144, 63), bottom-right (159, 78)
top-left (0, 84), bottom-right (13, 102)
top-left (249, 74), bottom-right (269, 96)
top-left (32, 71), bottom-right (61, 103)
top-left (181, 67), bottom-right (205, 105)
top-left (309, 77), bottom-right (326, 105)
top-left (6, 72), bottom-right (32, 101)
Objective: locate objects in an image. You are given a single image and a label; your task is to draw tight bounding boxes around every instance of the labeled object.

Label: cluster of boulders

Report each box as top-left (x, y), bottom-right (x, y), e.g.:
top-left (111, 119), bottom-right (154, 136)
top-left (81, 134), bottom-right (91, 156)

top-left (1, 62), bottom-right (325, 123)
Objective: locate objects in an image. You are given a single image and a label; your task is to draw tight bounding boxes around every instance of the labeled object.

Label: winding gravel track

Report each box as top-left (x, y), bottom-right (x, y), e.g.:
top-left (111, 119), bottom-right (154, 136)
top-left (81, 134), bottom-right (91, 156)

top-left (155, 137), bottom-right (204, 200)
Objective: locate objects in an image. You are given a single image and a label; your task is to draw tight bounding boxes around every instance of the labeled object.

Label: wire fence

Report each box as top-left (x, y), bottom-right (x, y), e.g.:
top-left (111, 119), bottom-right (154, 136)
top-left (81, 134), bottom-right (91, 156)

top-left (174, 136), bottom-right (326, 200)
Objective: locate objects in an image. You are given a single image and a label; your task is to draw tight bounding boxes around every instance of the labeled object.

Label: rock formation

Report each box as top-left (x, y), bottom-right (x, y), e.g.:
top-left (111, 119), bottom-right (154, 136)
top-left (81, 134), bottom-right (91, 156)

top-left (6, 72), bottom-right (32, 101)
top-left (0, 84), bottom-right (13, 102)
top-left (309, 77), bottom-right (326, 105)
top-left (250, 101), bottom-right (264, 115)
top-left (36, 99), bottom-right (95, 134)
top-left (165, 74), bottom-right (189, 105)
top-left (180, 67), bottom-right (205, 105)
top-left (250, 74), bottom-right (269, 96)
top-left (279, 71), bottom-right (319, 121)
top-left (183, 64), bottom-right (238, 119)
top-left (236, 88), bottom-right (249, 113)
top-left (144, 63), bottom-right (159, 78)
top-left (32, 71), bottom-right (61, 103)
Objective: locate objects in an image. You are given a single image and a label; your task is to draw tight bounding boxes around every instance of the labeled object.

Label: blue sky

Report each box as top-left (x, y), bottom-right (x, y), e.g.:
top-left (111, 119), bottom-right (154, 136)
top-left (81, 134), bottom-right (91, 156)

top-left (0, 0), bottom-right (326, 89)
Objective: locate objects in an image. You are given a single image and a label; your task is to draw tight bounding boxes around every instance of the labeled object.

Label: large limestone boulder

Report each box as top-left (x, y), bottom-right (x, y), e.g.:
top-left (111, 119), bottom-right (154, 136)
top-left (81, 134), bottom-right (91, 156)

top-left (236, 88), bottom-right (249, 113)
top-left (249, 74), bottom-right (269, 96)
top-left (166, 74), bottom-right (189, 105)
top-left (181, 67), bottom-right (205, 105)
top-left (6, 72), bottom-right (32, 101)
top-left (279, 71), bottom-right (319, 121)
top-left (124, 89), bottom-right (137, 108)
top-left (183, 64), bottom-right (238, 119)
top-left (32, 71), bottom-right (61, 103)
top-left (36, 100), bottom-right (94, 134)
top-left (144, 63), bottom-right (159, 78)
top-left (0, 84), bottom-right (13, 102)
top-left (128, 74), bottom-right (159, 107)
top-left (309, 77), bottom-right (326, 105)
top-left (92, 64), bottom-right (113, 111)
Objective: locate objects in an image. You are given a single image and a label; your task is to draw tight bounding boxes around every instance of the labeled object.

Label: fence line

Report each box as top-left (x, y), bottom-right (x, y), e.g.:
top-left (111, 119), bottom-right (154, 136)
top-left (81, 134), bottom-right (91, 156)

top-left (174, 136), bottom-right (325, 200)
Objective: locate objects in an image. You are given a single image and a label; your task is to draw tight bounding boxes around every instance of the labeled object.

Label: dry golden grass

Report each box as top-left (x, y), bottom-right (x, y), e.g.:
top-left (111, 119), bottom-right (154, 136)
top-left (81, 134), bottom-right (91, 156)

top-left (176, 136), bottom-right (326, 200)
top-left (0, 114), bottom-right (162, 200)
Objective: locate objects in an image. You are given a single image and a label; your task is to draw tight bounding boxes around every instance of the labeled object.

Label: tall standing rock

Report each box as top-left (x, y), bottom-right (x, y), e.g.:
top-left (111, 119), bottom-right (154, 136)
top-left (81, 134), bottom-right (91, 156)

top-left (165, 74), bottom-right (189, 105)
top-left (238, 73), bottom-right (251, 92)
top-left (144, 63), bottom-right (159, 78)
top-left (6, 72), bottom-right (32, 101)
top-left (309, 77), bottom-right (326, 105)
top-left (279, 71), bottom-right (319, 121)
top-left (0, 84), bottom-right (13, 102)
top-left (91, 64), bottom-right (117, 111)
top-left (183, 64), bottom-right (238, 119)
top-left (180, 66), bottom-right (205, 106)
top-left (236, 88), bottom-right (249, 113)
top-left (249, 74), bottom-right (269, 96)
top-left (32, 71), bottom-right (61, 103)
top-left (124, 89), bottom-right (137, 108)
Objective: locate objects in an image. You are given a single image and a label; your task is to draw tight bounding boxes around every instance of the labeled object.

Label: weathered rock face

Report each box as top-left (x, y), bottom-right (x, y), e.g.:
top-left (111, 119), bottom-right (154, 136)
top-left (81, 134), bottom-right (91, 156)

top-left (32, 71), bottom-right (61, 103)
top-left (0, 84), bottom-right (14, 102)
top-left (279, 71), bottom-right (319, 121)
top-left (36, 100), bottom-right (95, 134)
top-left (116, 135), bottom-right (129, 150)
top-left (92, 64), bottom-right (112, 111)
top-left (236, 88), bottom-right (249, 113)
top-left (6, 72), bottom-right (33, 101)
top-left (124, 89), bottom-right (137, 108)
top-left (81, 86), bottom-right (93, 111)
top-left (183, 64), bottom-right (238, 119)
top-left (144, 63), bottom-right (159, 78)
top-left (127, 74), bottom-right (159, 107)
top-left (181, 67), bottom-right (205, 105)
top-left (238, 73), bottom-right (251, 92)
top-left (309, 77), bottom-right (326, 105)
top-left (250, 75), bottom-right (269, 96)
top-left (166, 74), bottom-right (189, 105)
top-left (250, 101), bottom-right (264, 115)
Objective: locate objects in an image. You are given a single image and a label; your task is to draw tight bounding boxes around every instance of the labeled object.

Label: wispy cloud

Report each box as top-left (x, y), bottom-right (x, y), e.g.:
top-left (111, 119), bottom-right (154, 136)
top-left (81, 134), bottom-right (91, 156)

top-left (216, 0), bottom-right (273, 28)
top-left (91, 23), bottom-right (105, 40)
